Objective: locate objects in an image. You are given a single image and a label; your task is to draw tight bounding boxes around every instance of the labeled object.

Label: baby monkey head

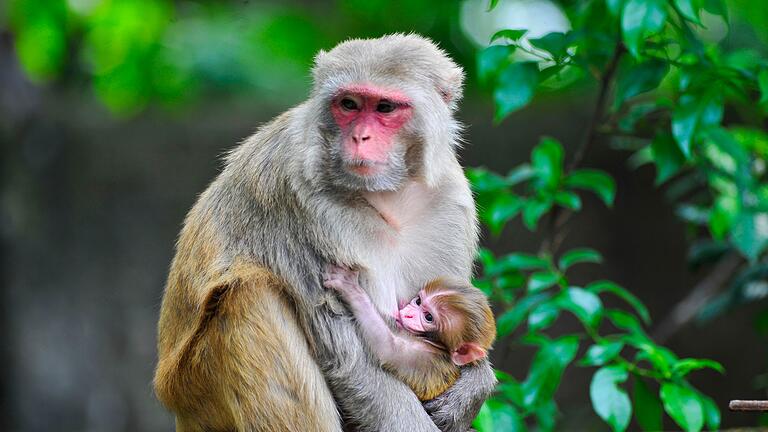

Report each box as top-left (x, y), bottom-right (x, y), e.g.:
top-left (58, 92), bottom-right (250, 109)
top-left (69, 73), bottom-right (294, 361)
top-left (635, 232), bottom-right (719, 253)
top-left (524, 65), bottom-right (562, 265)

top-left (398, 278), bottom-right (496, 366)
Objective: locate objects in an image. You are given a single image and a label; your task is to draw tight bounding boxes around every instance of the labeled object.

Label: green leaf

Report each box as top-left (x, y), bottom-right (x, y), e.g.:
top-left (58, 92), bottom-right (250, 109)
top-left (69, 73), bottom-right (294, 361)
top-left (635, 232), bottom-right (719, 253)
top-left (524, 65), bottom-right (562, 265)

top-left (473, 399), bottom-right (525, 432)
top-left (506, 164), bottom-right (536, 185)
top-left (494, 62), bottom-right (540, 122)
top-left (580, 341), bottom-right (624, 366)
top-left (529, 32), bottom-right (568, 62)
top-left (607, 0), bottom-right (626, 16)
top-left (702, 0), bottom-right (727, 20)
top-left (565, 169), bottom-right (616, 207)
top-left (522, 198), bottom-right (553, 231)
top-left (672, 94), bottom-right (723, 158)
top-left (587, 280), bottom-right (651, 324)
top-left (477, 45), bottom-right (513, 84)
top-left (533, 400), bottom-right (558, 432)
top-left (650, 132), bottom-right (686, 184)
top-left (558, 248), bottom-right (602, 270)
top-left (633, 376), bottom-right (663, 431)
top-left (490, 29), bottom-right (528, 43)
top-left (497, 253), bottom-right (550, 271)
top-left (485, 193), bottom-right (524, 236)
top-left (699, 393), bottom-right (721, 430)
top-left (466, 167), bottom-right (507, 193)
top-left (557, 287), bottom-right (604, 329)
top-left (672, 358), bottom-right (725, 377)
top-left (554, 191), bottom-right (582, 210)
top-left (522, 336), bottom-right (579, 409)
top-left (531, 137), bottom-right (565, 190)
top-left (487, 0), bottom-right (501, 11)
top-left (631, 339), bottom-right (677, 376)
top-left (660, 382), bottom-right (704, 432)
top-left (674, 0), bottom-right (703, 24)
top-left (759, 69), bottom-right (768, 110)
top-left (496, 293), bottom-right (550, 337)
top-left (529, 302), bottom-right (560, 331)
top-left (528, 271), bottom-right (561, 292)
top-left (615, 59), bottom-right (669, 108)
top-left (590, 366), bottom-right (632, 432)
top-left (730, 211), bottom-right (768, 262)
top-left (607, 310), bottom-right (645, 335)
top-left (621, 0), bottom-right (669, 57)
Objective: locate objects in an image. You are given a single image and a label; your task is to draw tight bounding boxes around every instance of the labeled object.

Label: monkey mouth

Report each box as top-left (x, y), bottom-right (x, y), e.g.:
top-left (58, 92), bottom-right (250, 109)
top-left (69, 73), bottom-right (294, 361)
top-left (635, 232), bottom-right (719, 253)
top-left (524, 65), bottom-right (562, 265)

top-left (344, 159), bottom-right (385, 177)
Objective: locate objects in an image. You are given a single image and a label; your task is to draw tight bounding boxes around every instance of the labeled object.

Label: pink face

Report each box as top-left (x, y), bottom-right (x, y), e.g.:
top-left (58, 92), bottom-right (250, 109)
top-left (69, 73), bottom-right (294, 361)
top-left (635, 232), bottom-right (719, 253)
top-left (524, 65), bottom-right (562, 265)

top-left (330, 84), bottom-right (413, 177)
top-left (397, 290), bottom-right (439, 334)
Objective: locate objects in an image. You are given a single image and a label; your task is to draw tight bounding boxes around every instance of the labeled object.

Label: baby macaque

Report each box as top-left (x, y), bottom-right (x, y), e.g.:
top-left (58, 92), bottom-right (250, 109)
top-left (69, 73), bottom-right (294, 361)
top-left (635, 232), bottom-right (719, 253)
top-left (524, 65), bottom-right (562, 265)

top-left (322, 265), bottom-right (496, 401)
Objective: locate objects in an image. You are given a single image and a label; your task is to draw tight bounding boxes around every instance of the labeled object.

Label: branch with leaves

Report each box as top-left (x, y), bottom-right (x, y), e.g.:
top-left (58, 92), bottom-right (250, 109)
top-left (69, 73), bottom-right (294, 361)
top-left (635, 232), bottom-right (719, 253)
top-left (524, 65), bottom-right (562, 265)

top-left (469, 0), bottom-right (768, 431)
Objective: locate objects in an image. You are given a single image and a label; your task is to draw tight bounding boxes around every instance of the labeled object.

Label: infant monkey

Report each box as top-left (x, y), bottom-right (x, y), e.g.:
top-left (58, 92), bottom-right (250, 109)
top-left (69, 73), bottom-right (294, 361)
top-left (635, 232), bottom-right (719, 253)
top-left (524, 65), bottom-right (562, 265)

top-left (323, 266), bottom-right (496, 401)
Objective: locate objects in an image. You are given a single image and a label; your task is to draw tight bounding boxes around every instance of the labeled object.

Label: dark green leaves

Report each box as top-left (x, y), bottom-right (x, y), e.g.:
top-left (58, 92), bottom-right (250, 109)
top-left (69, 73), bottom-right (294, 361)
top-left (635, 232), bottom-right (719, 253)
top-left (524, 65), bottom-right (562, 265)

top-left (477, 45), bottom-right (513, 84)
top-left (522, 336), bottom-right (579, 408)
top-left (590, 366), bottom-right (632, 431)
top-left (615, 59), bottom-right (669, 108)
top-left (532, 138), bottom-right (564, 189)
top-left (559, 248), bottom-right (602, 270)
top-left (494, 62), bottom-right (540, 121)
top-left (621, 0), bottom-right (668, 57)
top-left (633, 377), bottom-right (663, 431)
top-left (490, 29), bottom-right (528, 44)
top-left (564, 169), bottom-right (616, 207)
top-left (672, 93), bottom-right (724, 158)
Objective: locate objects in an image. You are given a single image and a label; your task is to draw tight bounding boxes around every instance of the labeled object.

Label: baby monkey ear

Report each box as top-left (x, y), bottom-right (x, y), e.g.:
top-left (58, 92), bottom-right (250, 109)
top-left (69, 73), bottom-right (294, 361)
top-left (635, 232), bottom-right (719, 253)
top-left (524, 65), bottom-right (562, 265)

top-left (450, 342), bottom-right (487, 366)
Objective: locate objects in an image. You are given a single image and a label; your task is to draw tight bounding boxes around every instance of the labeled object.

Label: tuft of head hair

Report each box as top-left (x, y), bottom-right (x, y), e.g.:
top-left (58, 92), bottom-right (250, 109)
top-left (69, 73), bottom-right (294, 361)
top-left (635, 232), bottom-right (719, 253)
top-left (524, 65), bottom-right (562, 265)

top-left (311, 33), bottom-right (464, 109)
top-left (423, 278), bottom-right (496, 355)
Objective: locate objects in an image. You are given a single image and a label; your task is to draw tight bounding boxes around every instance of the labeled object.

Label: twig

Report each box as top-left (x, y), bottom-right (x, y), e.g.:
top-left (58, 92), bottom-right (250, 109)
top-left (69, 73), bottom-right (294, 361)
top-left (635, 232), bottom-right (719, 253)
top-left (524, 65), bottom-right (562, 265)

top-left (540, 42), bottom-right (625, 255)
top-left (729, 400), bottom-right (768, 411)
top-left (652, 252), bottom-right (743, 343)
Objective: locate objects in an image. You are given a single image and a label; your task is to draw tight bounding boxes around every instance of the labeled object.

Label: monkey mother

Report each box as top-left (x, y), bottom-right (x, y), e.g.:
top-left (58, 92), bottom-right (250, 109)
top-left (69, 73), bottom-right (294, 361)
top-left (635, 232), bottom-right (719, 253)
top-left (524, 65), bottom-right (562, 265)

top-left (154, 34), bottom-right (495, 432)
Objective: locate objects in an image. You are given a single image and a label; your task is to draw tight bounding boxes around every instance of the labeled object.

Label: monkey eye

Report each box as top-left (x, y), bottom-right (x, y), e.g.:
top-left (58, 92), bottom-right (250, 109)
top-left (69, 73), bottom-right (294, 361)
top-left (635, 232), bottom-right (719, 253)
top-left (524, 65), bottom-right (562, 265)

top-left (340, 97), bottom-right (359, 111)
top-left (424, 312), bottom-right (433, 323)
top-left (414, 296), bottom-right (421, 306)
top-left (376, 100), bottom-right (396, 113)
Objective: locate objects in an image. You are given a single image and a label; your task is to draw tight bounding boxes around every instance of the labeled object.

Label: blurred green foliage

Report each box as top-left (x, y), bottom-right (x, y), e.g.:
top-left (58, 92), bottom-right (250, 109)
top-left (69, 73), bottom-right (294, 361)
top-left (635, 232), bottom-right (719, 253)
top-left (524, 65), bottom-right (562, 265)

top-left (4, 0), bottom-right (462, 113)
top-left (472, 0), bottom-right (767, 430)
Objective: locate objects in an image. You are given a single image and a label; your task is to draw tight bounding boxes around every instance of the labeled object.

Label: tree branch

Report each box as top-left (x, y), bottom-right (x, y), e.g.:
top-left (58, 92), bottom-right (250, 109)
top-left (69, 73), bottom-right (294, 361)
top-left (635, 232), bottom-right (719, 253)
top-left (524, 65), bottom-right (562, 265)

top-left (652, 252), bottom-right (743, 343)
top-left (540, 42), bottom-right (625, 255)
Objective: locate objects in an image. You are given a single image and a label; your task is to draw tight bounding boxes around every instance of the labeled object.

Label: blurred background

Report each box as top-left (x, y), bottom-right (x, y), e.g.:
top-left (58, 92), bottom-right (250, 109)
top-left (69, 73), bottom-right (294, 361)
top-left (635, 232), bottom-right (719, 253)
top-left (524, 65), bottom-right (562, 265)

top-left (1, 0), bottom-right (766, 431)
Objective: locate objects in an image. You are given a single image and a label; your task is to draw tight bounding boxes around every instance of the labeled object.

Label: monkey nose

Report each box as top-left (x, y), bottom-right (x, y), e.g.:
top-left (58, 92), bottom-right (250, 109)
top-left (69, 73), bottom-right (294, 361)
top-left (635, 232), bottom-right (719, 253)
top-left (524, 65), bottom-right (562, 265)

top-left (352, 134), bottom-right (371, 144)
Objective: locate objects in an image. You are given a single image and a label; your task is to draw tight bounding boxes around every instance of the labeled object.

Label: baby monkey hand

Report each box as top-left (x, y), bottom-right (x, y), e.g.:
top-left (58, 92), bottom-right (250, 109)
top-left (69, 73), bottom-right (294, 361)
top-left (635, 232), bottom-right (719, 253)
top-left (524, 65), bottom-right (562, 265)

top-left (322, 265), bottom-right (365, 301)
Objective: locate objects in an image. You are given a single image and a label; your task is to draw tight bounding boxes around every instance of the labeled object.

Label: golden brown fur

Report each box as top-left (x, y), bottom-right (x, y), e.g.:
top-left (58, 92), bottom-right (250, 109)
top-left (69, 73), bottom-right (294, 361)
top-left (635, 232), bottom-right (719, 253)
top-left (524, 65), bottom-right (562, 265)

top-left (154, 210), bottom-right (340, 431)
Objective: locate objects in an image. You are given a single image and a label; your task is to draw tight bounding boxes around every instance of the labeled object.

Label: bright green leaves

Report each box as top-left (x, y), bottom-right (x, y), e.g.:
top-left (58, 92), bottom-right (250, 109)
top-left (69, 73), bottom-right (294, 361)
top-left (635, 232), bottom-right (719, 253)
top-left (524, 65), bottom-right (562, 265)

top-left (590, 366), bottom-right (632, 432)
top-left (468, 138), bottom-right (616, 235)
top-left (522, 336), bottom-right (579, 409)
top-left (474, 399), bottom-right (525, 432)
top-left (660, 383), bottom-right (704, 432)
top-left (621, 0), bottom-right (668, 58)
top-left (494, 62), bottom-right (540, 122)
top-left (9, 0), bottom-right (70, 82)
top-left (564, 169), bottom-right (616, 207)
top-left (672, 94), bottom-right (724, 158)
top-left (581, 341), bottom-right (624, 367)
top-left (559, 248), bottom-right (602, 270)
top-left (633, 377), bottom-right (663, 431)
top-left (650, 133), bottom-right (686, 184)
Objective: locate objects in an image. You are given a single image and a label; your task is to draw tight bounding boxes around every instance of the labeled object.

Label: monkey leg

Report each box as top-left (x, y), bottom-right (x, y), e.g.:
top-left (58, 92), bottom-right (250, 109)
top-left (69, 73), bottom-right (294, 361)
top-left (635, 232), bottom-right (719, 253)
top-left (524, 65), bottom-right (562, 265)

top-left (155, 266), bottom-right (341, 432)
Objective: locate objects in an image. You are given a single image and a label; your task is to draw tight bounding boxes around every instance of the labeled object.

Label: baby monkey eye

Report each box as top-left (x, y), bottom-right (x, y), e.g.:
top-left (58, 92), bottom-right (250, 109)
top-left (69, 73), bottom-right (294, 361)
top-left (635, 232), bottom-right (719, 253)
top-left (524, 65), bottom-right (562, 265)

top-left (376, 100), bottom-right (395, 113)
top-left (424, 312), bottom-right (433, 323)
top-left (340, 98), bottom-right (358, 111)
top-left (414, 296), bottom-right (421, 306)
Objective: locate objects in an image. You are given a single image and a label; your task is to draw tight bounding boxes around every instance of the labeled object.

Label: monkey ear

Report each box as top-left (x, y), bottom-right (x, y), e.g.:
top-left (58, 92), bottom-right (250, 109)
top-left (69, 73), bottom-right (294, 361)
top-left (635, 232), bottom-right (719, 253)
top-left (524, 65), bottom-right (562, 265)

top-left (450, 342), bottom-right (487, 366)
top-left (436, 66), bottom-right (465, 108)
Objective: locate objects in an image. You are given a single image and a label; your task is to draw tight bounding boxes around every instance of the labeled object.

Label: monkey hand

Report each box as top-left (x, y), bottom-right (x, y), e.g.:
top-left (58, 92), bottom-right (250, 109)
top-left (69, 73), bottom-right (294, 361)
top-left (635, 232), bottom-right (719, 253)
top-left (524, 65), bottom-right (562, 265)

top-left (322, 265), bottom-right (365, 302)
top-left (422, 359), bottom-right (497, 432)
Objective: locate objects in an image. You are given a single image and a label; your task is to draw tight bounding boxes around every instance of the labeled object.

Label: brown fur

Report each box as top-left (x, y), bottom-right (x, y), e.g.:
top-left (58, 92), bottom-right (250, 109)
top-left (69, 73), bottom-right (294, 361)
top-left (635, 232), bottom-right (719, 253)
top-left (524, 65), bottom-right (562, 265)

top-left (154, 210), bottom-right (340, 431)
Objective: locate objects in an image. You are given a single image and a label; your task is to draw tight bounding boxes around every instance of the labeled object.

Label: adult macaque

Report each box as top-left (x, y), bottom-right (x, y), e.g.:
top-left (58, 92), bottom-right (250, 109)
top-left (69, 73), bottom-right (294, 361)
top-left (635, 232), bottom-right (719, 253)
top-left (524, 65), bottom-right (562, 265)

top-left (323, 265), bottom-right (496, 401)
top-left (154, 34), bottom-right (495, 432)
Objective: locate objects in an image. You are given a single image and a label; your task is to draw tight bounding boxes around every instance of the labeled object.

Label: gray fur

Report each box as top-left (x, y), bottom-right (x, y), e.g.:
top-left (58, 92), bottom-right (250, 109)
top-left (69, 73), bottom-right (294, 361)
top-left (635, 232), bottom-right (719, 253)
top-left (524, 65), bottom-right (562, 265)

top-left (197, 34), bottom-right (494, 431)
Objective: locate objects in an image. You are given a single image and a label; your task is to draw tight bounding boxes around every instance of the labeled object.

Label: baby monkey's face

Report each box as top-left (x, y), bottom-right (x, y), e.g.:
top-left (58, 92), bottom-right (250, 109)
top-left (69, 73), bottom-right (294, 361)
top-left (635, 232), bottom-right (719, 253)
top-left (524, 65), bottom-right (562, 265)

top-left (397, 290), bottom-right (440, 334)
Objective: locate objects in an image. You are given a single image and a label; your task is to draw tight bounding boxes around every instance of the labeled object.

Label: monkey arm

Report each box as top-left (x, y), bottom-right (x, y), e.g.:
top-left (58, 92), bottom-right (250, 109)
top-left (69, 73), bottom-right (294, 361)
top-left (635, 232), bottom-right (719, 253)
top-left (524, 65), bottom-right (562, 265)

top-left (326, 274), bottom-right (432, 369)
top-left (422, 359), bottom-right (497, 432)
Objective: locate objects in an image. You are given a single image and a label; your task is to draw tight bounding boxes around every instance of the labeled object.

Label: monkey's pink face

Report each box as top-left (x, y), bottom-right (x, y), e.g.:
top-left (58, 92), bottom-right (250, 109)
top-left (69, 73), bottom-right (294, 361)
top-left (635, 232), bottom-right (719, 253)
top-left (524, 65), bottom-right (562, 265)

top-left (397, 290), bottom-right (439, 334)
top-left (330, 85), bottom-right (413, 178)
